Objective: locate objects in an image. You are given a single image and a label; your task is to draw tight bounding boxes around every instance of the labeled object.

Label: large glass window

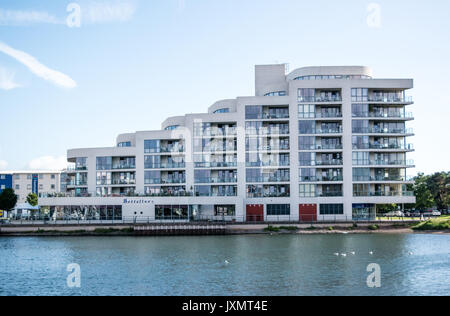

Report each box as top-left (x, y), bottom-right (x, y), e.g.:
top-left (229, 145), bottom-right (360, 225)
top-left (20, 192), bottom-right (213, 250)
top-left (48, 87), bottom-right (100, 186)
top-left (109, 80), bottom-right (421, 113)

top-left (144, 140), bottom-right (161, 153)
top-left (96, 157), bottom-right (112, 170)
top-left (298, 89), bottom-right (315, 102)
top-left (299, 121), bottom-right (316, 134)
top-left (352, 120), bottom-right (369, 133)
top-left (352, 104), bottom-right (369, 117)
top-left (245, 106), bottom-right (262, 120)
top-left (320, 204), bottom-right (344, 215)
top-left (353, 152), bottom-right (370, 165)
top-left (267, 204), bottom-right (291, 216)
top-left (299, 152), bottom-right (316, 166)
top-left (298, 104), bottom-right (315, 118)
top-left (299, 184), bottom-right (316, 197)
top-left (353, 168), bottom-right (371, 181)
top-left (351, 88), bottom-right (368, 102)
top-left (144, 156), bottom-right (161, 169)
top-left (299, 136), bottom-right (316, 150)
top-left (144, 171), bottom-right (161, 184)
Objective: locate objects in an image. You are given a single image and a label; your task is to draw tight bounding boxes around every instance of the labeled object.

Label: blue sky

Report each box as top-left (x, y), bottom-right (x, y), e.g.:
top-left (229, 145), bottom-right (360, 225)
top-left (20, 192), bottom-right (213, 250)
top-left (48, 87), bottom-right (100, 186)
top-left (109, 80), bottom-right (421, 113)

top-left (0, 0), bottom-right (449, 174)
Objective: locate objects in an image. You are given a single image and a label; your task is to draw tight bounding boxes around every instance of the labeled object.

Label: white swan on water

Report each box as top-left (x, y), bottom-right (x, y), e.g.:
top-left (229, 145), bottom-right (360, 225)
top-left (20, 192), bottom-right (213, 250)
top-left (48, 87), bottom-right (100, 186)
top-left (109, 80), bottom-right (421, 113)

top-left (369, 251), bottom-right (374, 255)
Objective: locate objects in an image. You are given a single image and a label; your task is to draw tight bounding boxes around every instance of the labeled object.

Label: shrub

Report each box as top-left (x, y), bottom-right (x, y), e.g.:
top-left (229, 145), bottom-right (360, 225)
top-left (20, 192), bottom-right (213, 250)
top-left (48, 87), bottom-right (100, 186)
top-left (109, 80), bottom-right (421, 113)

top-left (368, 224), bottom-right (379, 231)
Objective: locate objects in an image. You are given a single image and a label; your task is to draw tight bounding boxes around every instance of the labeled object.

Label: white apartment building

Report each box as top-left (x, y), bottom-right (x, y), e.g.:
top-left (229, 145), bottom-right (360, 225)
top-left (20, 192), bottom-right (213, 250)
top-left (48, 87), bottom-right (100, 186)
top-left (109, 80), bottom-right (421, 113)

top-left (39, 65), bottom-right (416, 222)
top-left (0, 171), bottom-right (61, 204)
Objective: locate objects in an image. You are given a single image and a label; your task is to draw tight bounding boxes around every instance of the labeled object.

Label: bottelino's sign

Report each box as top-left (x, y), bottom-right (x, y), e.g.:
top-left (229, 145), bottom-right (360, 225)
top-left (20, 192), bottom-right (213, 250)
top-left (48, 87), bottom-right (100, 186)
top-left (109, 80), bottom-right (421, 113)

top-left (123, 199), bottom-right (153, 205)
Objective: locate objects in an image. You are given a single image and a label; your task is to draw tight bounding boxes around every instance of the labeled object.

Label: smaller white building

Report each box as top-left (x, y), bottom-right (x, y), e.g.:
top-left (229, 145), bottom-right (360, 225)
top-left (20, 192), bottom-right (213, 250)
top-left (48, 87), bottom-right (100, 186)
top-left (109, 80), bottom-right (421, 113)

top-left (0, 171), bottom-right (61, 204)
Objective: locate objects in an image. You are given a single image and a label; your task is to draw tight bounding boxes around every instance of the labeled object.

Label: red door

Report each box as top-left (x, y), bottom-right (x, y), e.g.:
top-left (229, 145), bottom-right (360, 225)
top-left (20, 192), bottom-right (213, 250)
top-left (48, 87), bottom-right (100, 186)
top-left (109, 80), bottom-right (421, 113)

top-left (299, 204), bottom-right (317, 222)
top-left (246, 205), bottom-right (264, 222)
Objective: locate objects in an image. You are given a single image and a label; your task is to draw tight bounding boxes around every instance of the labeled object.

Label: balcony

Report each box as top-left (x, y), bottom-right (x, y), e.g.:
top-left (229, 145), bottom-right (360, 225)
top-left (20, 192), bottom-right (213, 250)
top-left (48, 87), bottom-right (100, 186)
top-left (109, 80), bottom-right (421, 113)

top-left (367, 96), bottom-right (413, 103)
top-left (353, 127), bottom-right (414, 135)
top-left (315, 112), bottom-right (343, 119)
top-left (315, 160), bottom-right (343, 166)
top-left (315, 127), bottom-right (343, 135)
top-left (353, 143), bottom-right (414, 151)
top-left (353, 160), bottom-right (415, 167)
top-left (246, 161), bottom-right (290, 167)
top-left (67, 181), bottom-right (88, 187)
top-left (247, 177), bottom-right (290, 183)
top-left (353, 112), bottom-right (414, 119)
top-left (298, 96), bottom-right (342, 103)
top-left (318, 191), bottom-right (343, 197)
top-left (112, 164), bottom-right (136, 170)
top-left (353, 191), bottom-right (414, 197)
top-left (352, 176), bottom-right (411, 182)
top-left (195, 162), bottom-right (237, 168)
top-left (300, 176), bottom-right (343, 182)
top-left (160, 146), bottom-right (185, 153)
top-left (195, 177), bottom-right (238, 184)
top-left (315, 144), bottom-right (343, 150)
top-left (111, 179), bottom-right (136, 185)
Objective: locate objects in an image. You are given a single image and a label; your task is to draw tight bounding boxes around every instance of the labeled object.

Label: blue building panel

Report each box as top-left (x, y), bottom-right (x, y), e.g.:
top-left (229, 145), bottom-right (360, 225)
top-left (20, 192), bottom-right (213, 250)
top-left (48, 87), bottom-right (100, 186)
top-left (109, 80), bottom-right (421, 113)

top-left (0, 174), bottom-right (13, 194)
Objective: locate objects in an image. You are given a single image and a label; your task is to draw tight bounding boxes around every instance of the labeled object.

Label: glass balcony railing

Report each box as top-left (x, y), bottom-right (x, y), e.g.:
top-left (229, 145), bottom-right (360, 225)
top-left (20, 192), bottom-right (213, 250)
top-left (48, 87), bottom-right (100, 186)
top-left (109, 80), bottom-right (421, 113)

top-left (160, 146), bottom-right (185, 153)
top-left (194, 162), bottom-right (237, 168)
top-left (318, 191), bottom-right (343, 197)
top-left (315, 160), bottom-right (343, 166)
top-left (353, 143), bottom-right (414, 150)
top-left (246, 161), bottom-right (290, 167)
top-left (367, 96), bottom-right (413, 103)
top-left (67, 181), bottom-right (88, 186)
top-left (353, 160), bottom-right (415, 166)
top-left (247, 177), bottom-right (290, 183)
top-left (298, 96), bottom-right (342, 103)
top-left (195, 178), bottom-right (238, 184)
top-left (352, 176), bottom-right (409, 182)
top-left (353, 127), bottom-right (414, 134)
top-left (111, 179), bottom-right (136, 185)
top-left (353, 191), bottom-right (414, 197)
top-left (112, 164), bottom-right (136, 170)
top-left (300, 176), bottom-right (343, 182)
top-left (315, 128), bottom-right (343, 134)
top-left (315, 144), bottom-right (343, 150)
top-left (352, 112), bottom-right (414, 119)
top-left (315, 112), bottom-right (343, 118)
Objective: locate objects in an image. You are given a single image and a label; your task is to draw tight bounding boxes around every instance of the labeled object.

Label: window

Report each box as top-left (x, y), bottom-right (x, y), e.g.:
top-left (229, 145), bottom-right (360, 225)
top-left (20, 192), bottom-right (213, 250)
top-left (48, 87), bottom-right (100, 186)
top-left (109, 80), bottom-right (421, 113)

top-left (214, 205), bottom-right (235, 216)
top-left (144, 156), bottom-right (161, 169)
top-left (144, 140), bottom-right (161, 153)
top-left (353, 152), bottom-right (370, 165)
top-left (96, 157), bottom-right (112, 170)
top-left (118, 142), bottom-right (132, 147)
top-left (352, 136), bottom-right (369, 149)
top-left (0, 175), bottom-right (5, 180)
top-left (298, 104), bottom-right (315, 118)
top-left (144, 171), bottom-right (161, 184)
top-left (299, 152), bottom-right (316, 166)
top-left (353, 168), bottom-right (371, 181)
top-left (245, 106), bottom-right (262, 120)
top-left (351, 88), bottom-right (368, 102)
top-left (299, 121), bottom-right (315, 134)
top-left (165, 125), bottom-right (180, 131)
top-left (299, 136), bottom-right (316, 150)
top-left (27, 174), bottom-right (32, 180)
top-left (39, 174), bottom-right (44, 180)
top-left (76, 157), bottom-right (88, 170)
top-left (51, 174), bottom-right (56, 179)
top-left (15, 175), bottom-right (20, 180)
top-left (1, 185), bottom-right (5, 190)
top-left (352, 104), bottom-right (368, 117)
top-left (300, 168), bottom-right (316, 182)
top-left (267, 204), bottom-right (290, 216)
top-left (299, 184), bottom-right (316, 197)
top-left (352, 120), bottom-right (369, 133)
top-left (320, 204), bottom-right (344, 215)
top-left (51, 184), bottom-right (55, 190)
top-left (15, 185), bottom-right (20, 190)
top-left (214, 108), bottom-right (230, 114)
top-left (298, 89), bottom-right (315, 102)
top-left (27, 184), bottom-right (32, 190)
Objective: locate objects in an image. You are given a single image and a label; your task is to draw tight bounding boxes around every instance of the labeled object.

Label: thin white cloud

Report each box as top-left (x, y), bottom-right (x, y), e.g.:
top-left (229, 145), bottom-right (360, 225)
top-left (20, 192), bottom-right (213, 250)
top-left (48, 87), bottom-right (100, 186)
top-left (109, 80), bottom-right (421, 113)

top-left (0, 66), bottom-right (20, 90)
top-left (0, 160), bottom-right (8, 170)
top-left (27, 156), bottom-right (67, 171)
top-left (0, 9), bottom-right (61, 25)
top-left (84, 1), bottom-right (137, 24)
top-left (0, 41), bottom-right (77, 89)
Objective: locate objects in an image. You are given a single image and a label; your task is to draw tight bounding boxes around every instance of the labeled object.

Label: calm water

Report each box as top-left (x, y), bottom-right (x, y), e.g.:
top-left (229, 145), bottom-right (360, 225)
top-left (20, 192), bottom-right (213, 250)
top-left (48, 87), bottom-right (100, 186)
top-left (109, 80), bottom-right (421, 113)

top-left (0, 234), bottom-right (449, 296)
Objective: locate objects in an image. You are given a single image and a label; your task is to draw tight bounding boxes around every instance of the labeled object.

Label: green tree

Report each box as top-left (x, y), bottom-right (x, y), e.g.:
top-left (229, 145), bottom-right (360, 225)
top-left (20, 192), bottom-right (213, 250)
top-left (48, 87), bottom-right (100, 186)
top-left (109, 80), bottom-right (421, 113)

top-left (412, 173), bottom-right (435, 211)
top-left (427, 172), bottom-right (450, 211)
top-left (376, 204), bottom-right (398, 214)
top-left (0, 188), bottom-right (18, 216)
top-left (26, 193), bottom-right (38, 207)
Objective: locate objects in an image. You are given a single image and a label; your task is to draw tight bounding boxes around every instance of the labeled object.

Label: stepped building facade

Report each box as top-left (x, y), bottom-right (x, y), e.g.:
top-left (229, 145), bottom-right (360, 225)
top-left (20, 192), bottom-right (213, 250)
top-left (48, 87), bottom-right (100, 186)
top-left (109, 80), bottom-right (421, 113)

top-left (40, 64), bottom-right (416, 222)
